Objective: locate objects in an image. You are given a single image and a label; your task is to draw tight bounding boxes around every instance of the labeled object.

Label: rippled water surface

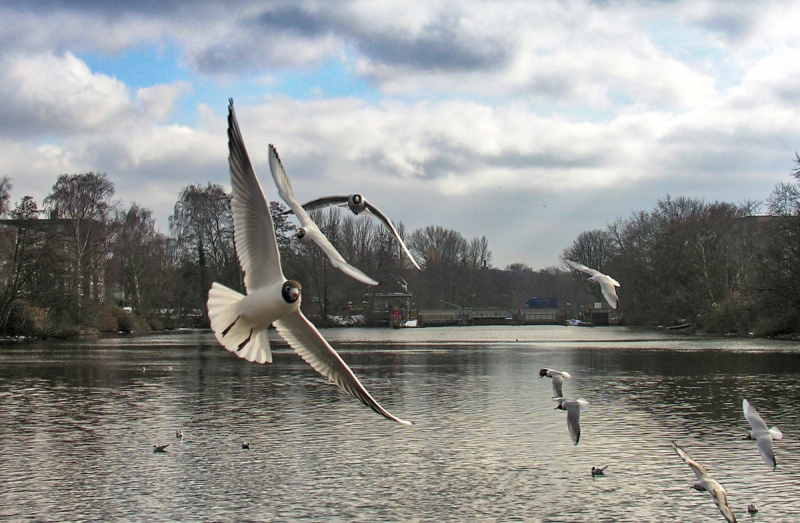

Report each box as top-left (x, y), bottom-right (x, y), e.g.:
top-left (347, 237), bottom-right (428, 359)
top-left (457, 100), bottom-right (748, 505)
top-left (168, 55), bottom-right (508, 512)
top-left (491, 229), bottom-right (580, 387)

top-left (2, 326), bottom-right (800, 522)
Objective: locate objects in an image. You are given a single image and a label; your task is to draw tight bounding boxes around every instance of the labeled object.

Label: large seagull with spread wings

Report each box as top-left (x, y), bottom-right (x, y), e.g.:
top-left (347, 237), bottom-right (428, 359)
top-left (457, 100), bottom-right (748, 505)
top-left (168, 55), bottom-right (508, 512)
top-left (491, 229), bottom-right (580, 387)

top-left (206, 99), bottom-right (411, 425)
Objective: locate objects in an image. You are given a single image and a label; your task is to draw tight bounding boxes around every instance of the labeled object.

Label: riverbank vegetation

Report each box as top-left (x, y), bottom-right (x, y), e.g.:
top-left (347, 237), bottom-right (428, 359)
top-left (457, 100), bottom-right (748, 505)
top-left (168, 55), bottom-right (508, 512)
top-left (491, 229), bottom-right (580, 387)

top-left (1, 157), bottom-right (799, 338)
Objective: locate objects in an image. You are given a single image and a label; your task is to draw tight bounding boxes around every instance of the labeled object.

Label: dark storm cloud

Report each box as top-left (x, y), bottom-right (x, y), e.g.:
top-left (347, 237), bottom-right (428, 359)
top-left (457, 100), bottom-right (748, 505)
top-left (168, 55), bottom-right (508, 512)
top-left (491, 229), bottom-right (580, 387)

top-left (0, 0), bottom-right (182, 16)
top-left (254, 4), bottom-right (332, 38)
top-left (356, 24), bottom-right (510, 72)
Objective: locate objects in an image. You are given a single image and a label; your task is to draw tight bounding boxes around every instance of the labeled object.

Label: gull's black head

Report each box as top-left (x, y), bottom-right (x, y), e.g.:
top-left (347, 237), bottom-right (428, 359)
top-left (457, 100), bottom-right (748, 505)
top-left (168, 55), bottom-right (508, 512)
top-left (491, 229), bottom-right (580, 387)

top-left (554, 401), bottom-right (565, 410)
top-left (351, 193), bottom-right (362, 205)
top-left (539, 368), bottom-right (549, 378)
top-left (282, 280), bottom-right (301, 303)
top-left (743, 433), bottom-right (753, 440)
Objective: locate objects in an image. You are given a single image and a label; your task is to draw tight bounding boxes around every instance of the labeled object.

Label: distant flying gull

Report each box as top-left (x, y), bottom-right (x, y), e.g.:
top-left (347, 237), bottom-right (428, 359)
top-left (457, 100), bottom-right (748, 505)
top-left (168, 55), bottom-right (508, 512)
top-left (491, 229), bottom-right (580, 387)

top-left (554, 397), bottom-right (589, 445)
top-left (565, 260), bottom-right (620, 309)
top-left (591, 465), bottom-right (608, 476)
top-left (153, 444), bottom-right (169, 453)
top-left (283, 194), bottom-right (421, 270)
top-left (742, 399), bottom-right (782, 470)
top-left (206, 99), bottom-right (411, 426)
top-left (268, 146), bottom-right (379, 286)
top-left (672, 441), bottom-right (737, 523)
top-left (539, 368), bottom-right (571, 398)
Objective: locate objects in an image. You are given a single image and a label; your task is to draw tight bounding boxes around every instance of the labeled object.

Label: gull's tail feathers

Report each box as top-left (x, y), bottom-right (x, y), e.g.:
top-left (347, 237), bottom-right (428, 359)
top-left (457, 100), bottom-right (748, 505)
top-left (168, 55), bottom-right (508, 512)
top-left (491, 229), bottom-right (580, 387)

top-left (207, 282), bottom-right (272, 364)
top-left (770, 427), bottom-right (783, 440)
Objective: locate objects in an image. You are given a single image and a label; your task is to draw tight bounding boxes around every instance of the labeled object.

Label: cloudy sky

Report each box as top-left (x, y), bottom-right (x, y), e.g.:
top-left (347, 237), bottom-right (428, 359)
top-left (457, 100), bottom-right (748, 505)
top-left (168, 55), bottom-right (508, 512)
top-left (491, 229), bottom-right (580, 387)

top-left (2, 1), bottom-right (800, 269)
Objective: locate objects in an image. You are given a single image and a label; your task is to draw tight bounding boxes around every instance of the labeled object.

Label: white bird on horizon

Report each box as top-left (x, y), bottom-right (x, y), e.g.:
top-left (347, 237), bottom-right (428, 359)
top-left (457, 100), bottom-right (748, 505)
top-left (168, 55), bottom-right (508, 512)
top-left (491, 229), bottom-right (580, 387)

top-left (539, 368), bottom-right (571, 398)
top-left (672, 441), bottom-right (737, 523)
top-left (206, 99), bottom-right (410, 426)
top-left (268, 145), bottom-right (379, 286)
top-left (554, 397), bottom-right (589, 445)
top-left (282, 194), bottom-right (421, 271)
top-left (565, 260), bottom-right (620, 309)
top-left (742, 398), bottom-right (782, 470)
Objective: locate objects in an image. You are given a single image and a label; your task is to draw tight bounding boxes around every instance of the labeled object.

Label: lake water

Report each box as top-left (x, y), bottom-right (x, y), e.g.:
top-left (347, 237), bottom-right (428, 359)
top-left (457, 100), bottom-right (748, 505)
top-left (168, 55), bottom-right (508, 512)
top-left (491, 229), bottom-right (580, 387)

top-left (1, 326), bottom-right (799, 522)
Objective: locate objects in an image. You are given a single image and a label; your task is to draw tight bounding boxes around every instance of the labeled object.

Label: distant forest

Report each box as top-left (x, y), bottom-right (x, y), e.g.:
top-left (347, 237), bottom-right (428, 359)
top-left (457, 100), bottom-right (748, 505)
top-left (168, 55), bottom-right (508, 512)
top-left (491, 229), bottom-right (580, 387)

top-left (1, 155), bottom-right (799, 338)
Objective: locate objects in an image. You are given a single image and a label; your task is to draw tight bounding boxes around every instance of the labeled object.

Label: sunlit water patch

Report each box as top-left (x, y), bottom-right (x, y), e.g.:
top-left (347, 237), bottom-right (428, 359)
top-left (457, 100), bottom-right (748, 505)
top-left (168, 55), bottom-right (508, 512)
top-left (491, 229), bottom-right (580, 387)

top-left (1, 327), bottom-right (799, 521)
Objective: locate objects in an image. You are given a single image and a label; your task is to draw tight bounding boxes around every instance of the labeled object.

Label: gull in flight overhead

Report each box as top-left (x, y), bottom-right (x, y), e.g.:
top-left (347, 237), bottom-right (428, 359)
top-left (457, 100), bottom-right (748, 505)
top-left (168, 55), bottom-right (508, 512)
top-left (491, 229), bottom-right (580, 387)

top-left (554, 397), bottom-right (589, 445)
top-left (565, 260), bottom-right (620, 309)
top-left (283, 194), bottom-right (421, 270)
top-left (672, 441), bottom-right (737, 523)
top-left (206, 99), bottom-right (410, 425)
top-left (742, 399), bottom-right (782, 470)
top-left (268, 146), bottom-right (378, 286)
top-left (539, 368), bottom-right (571, 398)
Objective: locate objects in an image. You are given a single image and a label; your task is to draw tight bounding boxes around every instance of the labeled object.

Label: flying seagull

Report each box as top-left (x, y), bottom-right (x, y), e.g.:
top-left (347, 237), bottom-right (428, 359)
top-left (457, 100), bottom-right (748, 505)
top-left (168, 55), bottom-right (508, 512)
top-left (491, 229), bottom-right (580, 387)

top-left (539, 368), bottom-right (571, 398)
top-left (565, 260), bottom-right (620, 309)
top-left (283, 194), bottom-right (421, 270)
top-left (206, 99), bottom-right (410, 426)
top-left (554, 397), bottom-right (589, 445)
top-left (742, 398), bottom-right (782, 470)
top-left (672, 441), bottom-right (737, 523)
top-left (268, 146), bottom-right (379, 286)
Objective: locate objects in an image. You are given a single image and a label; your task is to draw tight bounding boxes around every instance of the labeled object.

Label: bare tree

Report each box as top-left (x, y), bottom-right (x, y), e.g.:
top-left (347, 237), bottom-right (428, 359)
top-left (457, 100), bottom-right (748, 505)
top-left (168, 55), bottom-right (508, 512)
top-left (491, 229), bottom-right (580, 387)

top-left (43, 172), bottom-right (114, 309)
top-left (0, 196), bottom-right (47, 332)
top-left (169, 183), bottom-right (238, 323)
top-left (109, 203), bottom-right (172, 317)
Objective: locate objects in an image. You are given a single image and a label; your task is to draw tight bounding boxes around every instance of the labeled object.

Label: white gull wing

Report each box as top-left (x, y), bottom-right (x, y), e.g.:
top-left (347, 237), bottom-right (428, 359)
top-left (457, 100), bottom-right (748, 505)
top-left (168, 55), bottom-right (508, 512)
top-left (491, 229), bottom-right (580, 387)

top-left (710, 483), bottom-right (737, 523)
top-left (558, 398), bottom-right (588, 446)
top-left (273, 310), bottom-right (411, 425)
top-left (227, 100), bottom-right (284, 291)
top-left (566, 259), bottom-right (620, 309)
top-left (672, 441), bottom-right (738, 523)
top-left (597, 277), bottom-right (620, 310)
top-left (363, 200), bottom-right (422, 270)
top-left (566, 403), bottom-right (581, 445)
top-left (298, 195), bottom-right (350, 213)
top-left (743, 399), bottom-right (778, 469)
top-left (673, 441), bottom-right (711, 483)
top-left (268, 145), bottom-right (379, 286)
top-left (552, 374), bottom-right (564, 398)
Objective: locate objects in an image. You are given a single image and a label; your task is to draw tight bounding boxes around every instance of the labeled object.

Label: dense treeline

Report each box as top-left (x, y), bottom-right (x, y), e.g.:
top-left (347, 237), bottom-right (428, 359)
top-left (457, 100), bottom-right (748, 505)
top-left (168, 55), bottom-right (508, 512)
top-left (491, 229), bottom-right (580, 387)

top-left (1, 156), bottom-right (799, 337)
top-left (0, 172), bottom-right (589, 336)
top-left (560, 155), bottom-right (800, 336)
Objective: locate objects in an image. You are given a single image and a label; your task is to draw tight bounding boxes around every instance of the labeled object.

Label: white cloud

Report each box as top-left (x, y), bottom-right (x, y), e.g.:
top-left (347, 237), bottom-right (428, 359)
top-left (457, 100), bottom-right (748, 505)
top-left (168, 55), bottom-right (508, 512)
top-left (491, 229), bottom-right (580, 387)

top-left (1, 0), bottom-right (800, 268)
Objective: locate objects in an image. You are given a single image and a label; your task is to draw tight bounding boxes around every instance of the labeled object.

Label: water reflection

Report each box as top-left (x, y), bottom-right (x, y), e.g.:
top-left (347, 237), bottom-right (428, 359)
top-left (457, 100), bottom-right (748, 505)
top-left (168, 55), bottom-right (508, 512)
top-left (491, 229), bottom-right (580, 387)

top-left (1, 327), bottom-right (799, 522)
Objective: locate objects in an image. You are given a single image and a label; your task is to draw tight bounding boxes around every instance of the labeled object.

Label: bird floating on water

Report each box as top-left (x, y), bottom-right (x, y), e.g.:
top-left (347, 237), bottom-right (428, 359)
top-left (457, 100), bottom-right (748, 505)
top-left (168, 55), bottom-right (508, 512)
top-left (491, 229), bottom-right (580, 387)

top-left (565, 260), bottom-right (620, 309)
top-left (540, 368), bottom-right (571, 398)
top-left (742, 398), bottom-right (782, 470)
top-left (176, 430), bottom-right (183, 439)
top-left (746, 503), bottom-right (759, 514)
top-left (591, 465), bottom-right (608, 476)
top-left (205, 100), bottom-right (411, 426)
top-left (672, 441), bottom-right (737, 523)
top-left (153, 444), bottom-right (169, 453)
top-left (553, 397), bottom-right (589, 446)
top-left (242, 441), bottom-right (250, 449)
top-left (283, 193), bottom-right (421, 270)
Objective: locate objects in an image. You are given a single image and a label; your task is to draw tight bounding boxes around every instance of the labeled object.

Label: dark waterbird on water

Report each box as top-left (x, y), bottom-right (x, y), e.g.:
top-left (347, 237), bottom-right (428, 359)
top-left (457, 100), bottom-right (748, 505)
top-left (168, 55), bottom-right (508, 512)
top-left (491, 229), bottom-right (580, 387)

top-left (153, 444), bottom-right (169, 453)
